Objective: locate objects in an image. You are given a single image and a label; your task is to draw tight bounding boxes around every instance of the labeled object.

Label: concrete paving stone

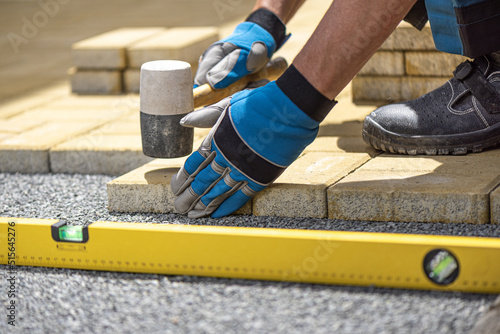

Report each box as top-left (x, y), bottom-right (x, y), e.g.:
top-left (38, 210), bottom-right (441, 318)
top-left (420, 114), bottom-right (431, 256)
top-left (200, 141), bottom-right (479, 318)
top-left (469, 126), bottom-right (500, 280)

top-left (0, 121), bottom-right (100, 173)
top-left (328, 153), bottom-right (500, 224)
top-left (0, 117), bottom-right (46, 134)
top-left (107, 158), bottom-right (186, 213)
top-left (120, 112), bottom-right (140, 123)
top-left (305, 136), bottom-right (379, 156)
top-left (405, 52), bottom-right (466, 76)
top-left (489, 185), bottom-right (500, 224)
top-left (8, 105), bottom-right (130, 123)
top-left (72, 27), bottom-right (166, 69)
top-left (0, 53), bottom-right (69, 77)
top-left (318, 122), bottom-right (364, 138)
top-left (358, 51), bottom-right (404, 76)
top-left (352, 76), bottom-right (402, 103)
top-left (0, 133), bottom-right (13, 142)
top-left (0, 81), bottom-right (69, 118)
top-left (380, 22), bottom-right (435, 51)
top-left (253, 152), bottom-right (372, 218)
top-left (106, 158), bottom-right (252, 215)
top-left (47, 95), bottom-right (139, 110)
top-left (70, 68), bottom-right (123, 95)
top-left (0, 77), bottom-right (68, 101)
top-left (400, 76), bottom-right (449, 101)
top-left (352, 76), bottom-right (448, 103)
top-left (50, 133), bottom-right (152, 175)
top-left (194, 128), bottom-right (211, 141)
top-left (94, 120), bottom-right (141, 135)
top-left (319, 96), bottom-right (376, 137)
top-left (127, 27), bottom-right (219, 68)
top-left (124, 69), bottom-right (140, 94)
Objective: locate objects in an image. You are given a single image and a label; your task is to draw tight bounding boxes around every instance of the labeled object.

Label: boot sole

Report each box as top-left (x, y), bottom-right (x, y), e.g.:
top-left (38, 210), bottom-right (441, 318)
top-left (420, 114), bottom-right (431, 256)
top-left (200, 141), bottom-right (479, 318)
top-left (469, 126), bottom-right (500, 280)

top-left (363, 116), bottom-right (500, 155)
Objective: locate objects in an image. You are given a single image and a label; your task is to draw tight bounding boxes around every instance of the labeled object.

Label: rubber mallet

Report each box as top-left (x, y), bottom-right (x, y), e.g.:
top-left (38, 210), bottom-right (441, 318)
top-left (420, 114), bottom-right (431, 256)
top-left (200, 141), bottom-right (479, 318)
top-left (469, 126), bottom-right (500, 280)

top-left (140, 57), bottom-right (288, 159)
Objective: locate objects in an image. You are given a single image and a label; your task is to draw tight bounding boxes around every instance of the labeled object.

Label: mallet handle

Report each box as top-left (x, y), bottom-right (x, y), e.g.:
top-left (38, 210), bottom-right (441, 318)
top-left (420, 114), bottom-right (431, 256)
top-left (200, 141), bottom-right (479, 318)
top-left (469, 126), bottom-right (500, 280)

top-left (193, 57), bottom-right (288, 108)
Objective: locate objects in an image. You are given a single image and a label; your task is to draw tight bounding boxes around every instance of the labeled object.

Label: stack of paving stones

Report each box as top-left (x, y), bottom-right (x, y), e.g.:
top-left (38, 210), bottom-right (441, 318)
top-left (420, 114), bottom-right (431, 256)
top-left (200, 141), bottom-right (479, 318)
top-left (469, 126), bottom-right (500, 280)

top-left (70, 27), bottom-right (219, 94)
top-left (352, 22), bottom-right (467, 104)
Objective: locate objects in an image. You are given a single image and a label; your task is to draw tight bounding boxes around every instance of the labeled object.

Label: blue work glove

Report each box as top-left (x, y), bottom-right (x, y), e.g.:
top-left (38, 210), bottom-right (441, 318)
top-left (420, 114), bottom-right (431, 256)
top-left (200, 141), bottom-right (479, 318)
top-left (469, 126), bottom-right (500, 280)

top-left (194, 8), bottom-right (289, 89)
top-left (171, 65), bottom-right (336, 218)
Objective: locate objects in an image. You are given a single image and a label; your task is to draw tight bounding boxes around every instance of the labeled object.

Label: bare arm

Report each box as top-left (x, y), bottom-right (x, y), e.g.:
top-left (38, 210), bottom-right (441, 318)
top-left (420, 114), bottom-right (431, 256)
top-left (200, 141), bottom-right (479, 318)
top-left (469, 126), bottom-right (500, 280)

top-left (294, 0), bottom-right (418, 100)
top-left (252, 0), bottom-right (306, 23)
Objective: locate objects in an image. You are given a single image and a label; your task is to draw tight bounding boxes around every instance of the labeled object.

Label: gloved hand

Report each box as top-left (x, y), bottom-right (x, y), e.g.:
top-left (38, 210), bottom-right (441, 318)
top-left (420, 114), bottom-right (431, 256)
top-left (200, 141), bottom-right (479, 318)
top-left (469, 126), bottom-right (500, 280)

top-left (171, 65), bottom-right (336, 218)
top-left (194, 8), bottom-right (289, 89)
top-left (181, 79), bottom-right (269, 128)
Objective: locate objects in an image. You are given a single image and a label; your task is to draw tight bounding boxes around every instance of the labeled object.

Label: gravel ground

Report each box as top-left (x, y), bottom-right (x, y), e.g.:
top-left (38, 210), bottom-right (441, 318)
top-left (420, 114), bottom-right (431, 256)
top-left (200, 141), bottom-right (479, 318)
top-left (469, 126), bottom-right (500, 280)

top-left (0, 172), bottom-right (499, 333)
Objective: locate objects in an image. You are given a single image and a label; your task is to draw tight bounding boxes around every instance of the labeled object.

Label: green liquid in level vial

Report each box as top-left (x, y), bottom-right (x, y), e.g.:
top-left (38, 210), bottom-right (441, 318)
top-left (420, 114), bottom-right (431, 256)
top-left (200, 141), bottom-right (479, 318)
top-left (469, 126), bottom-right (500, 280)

top-left (59, 225), bottom-right (84, 242)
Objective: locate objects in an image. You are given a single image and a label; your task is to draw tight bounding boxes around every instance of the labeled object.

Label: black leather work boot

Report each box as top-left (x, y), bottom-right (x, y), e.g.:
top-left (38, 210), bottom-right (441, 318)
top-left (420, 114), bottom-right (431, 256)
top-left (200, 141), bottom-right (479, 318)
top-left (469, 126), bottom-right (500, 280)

top-left (363, 56), bottom-right (500, 155)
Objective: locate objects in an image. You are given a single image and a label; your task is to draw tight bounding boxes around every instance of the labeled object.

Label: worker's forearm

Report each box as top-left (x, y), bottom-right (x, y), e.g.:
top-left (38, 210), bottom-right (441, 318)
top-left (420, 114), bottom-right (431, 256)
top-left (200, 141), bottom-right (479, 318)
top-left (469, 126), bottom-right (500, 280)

top-left (294, 0), bottom-right (418, 100)
top-left (252, 0), bottom-right (305, 23)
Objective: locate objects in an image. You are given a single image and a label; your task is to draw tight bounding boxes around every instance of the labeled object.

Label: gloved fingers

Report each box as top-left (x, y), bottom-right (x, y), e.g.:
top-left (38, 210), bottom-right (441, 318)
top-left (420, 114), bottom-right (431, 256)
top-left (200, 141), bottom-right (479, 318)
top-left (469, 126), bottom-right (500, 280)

top-left (171, 150), bottom-right (216, 196)
top-left (194, 43), bottom-right (238, 87)
top-left (193, 44), bottom-right (226, 87)
top-left (207, 48), bottom-right (248, 89)
top-left (180, 96), bottom-right (232, 128)
top-left (211, 184), bottom-right (258, 218)
top-left (246, 41), bottom-right (270, 72)
top-left (187, 172), bottom-right (249, 218)
top-left (175, 158), bottom-right (228, 214)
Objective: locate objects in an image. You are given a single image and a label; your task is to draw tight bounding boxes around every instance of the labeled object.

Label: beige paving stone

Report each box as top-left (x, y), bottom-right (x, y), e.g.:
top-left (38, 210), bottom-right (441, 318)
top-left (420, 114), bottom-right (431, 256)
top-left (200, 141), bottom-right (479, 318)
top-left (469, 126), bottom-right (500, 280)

top-left (0, 121), bottom-right (100, 173)
top-left (400, 76), bottom-right (449, 101)
top-left (0, 81), bottom-right (69, 118)
top-left (305, 136), bottom-right (379, 156)
top-left (70, 68), bottom-right (123, 95)
top-left (328, 153), bottom-right (500, 224)
top-left (359, 51), bottom-right (404, 76)
top-left (95, 121), bottom-right (141, 135)
top-left (50, 133), bottom-right (153, 175)
top-left (0, 117), bottom-right (46, 134)
top-left (0, 133), bottom-right (12, 142)
top-left (352, 76), bottom-right (448, 103)
top-left (72, 27), bottom-right (166, 69)
top-left (47, 95), bottom-right (139, 111)
top-left (120, 112), bottom-right (140, 123)
top-left (194, 128), bottom-right (211, 141)
top-left (319, 95), bottom-right (376, 137)
top-left (253, 152), bottom-right (372, 218)
top-left (380, 22), bottom-right (435, 51)
top-left (8, 106), bottom-right (129, 124)
top-left (107, 158), bottom-right (186, 213)
top-left (491, 186), bottom-right (500, 224)
top-left (318, 122), bottom-right (365, 138)
top-left (127, 27), bottom-right (219, 68)
top-left (352, 76), bottom-right (402, 103)
top-left (124, 69), bottom-right (140, 94)
top-left (107, 158), bottom-right (252, 215)
top-left (406, 52), bottom-right (466, 76)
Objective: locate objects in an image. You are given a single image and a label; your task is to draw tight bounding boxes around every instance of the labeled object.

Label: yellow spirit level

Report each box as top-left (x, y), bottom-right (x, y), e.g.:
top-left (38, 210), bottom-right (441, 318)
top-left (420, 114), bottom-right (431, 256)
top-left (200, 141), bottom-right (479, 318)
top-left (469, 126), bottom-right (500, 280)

top-left (1, 217), bottom-right (499, 293)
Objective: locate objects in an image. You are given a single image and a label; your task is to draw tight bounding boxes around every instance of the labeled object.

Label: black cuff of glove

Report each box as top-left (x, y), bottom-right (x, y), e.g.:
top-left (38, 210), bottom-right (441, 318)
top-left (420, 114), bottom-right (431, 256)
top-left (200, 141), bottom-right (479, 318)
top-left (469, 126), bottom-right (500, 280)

top-left (246, 8), bottom-right (288, 50)
top-left (276, 65), bottom-right (337, 123)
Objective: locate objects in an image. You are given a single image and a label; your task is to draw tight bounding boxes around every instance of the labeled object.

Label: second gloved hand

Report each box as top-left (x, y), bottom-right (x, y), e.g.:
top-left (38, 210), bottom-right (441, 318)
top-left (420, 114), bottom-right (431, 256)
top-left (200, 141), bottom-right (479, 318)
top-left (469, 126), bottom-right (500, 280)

top-left (172, 65), bottom-right (336, 218)
top-left (194, 8), bottom-right (288, 89)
